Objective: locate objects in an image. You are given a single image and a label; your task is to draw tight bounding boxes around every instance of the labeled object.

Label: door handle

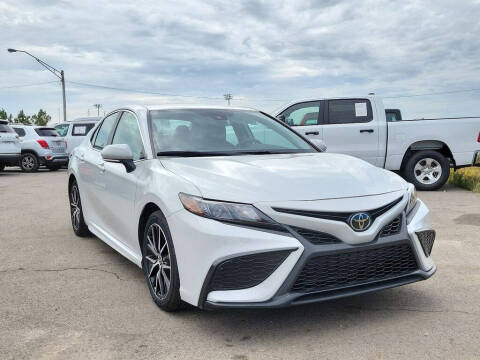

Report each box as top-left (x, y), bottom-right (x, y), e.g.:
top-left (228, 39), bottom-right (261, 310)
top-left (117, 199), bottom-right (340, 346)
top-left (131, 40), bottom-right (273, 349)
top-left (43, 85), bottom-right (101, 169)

top-left (360, 129), bottom-right (374, 133)
top-left (96, 162), bottom-right (105, 173)
top-left (305, 131), bottom-right (319, 135)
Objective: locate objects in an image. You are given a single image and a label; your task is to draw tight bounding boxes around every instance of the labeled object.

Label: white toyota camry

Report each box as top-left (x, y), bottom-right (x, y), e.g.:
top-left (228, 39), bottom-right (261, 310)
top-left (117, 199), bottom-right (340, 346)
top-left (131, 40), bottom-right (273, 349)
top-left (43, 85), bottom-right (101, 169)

top-left (68, 105), bottom-right (436, 311)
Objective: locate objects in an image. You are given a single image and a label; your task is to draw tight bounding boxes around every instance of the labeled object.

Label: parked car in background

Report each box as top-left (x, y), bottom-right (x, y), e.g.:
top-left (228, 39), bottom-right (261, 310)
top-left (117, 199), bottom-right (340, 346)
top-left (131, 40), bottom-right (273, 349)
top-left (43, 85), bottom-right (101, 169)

top-left (12, 125), bottom-right (68, 172)
top-left (68, 105), bottom-right (435, 312)
top-left (0, 120), bottom-right (21, 172)
top-left (55, 117), bottom-right (100, 155)
top-left (275, 96), bottom-right (480, 190)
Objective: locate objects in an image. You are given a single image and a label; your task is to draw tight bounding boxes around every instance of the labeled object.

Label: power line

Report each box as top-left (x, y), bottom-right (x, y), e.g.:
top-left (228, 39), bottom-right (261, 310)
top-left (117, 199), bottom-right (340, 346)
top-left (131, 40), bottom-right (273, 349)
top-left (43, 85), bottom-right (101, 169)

top-left (67, 80), bottom-right (225, 100)
top-left (0, 80), bottom-right (58, 90)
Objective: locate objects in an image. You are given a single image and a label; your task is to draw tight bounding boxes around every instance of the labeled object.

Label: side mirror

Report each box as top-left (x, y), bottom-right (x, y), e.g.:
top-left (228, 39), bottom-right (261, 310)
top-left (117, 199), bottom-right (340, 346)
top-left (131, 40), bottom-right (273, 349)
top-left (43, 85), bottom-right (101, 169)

top-left (276, 114), bottom-right (286, 122)
top-left (310, 138), bottom-right (327, 152)
top-left (101, 144), bottom-right (136, 173)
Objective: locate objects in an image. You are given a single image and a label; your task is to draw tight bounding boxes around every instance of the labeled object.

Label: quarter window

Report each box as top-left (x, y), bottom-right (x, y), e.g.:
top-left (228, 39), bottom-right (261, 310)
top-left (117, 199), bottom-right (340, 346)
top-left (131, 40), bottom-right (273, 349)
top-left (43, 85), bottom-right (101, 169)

top-left (328, 99), bottom-right (372, 124)
top-left (111, 112), bottom-right (145, 160)
top-left (93, 113), bottom-right (118, 150)
top-left (13, 128), bottom-right (26, 137)
top-left (280, 101), bottom-right (321, 126)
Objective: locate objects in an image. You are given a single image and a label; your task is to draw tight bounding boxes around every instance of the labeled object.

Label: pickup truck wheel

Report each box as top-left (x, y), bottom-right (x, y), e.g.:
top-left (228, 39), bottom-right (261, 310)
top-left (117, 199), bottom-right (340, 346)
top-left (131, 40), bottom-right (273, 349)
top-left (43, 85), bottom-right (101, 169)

top-left (404, 150), bottom-right (449, 191)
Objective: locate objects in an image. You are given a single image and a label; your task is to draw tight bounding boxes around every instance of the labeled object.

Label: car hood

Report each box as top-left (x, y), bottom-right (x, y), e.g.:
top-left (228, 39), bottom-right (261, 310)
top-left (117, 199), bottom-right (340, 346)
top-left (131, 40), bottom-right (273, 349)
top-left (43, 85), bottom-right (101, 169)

top-left (161, 153), bottom-right (407, 203)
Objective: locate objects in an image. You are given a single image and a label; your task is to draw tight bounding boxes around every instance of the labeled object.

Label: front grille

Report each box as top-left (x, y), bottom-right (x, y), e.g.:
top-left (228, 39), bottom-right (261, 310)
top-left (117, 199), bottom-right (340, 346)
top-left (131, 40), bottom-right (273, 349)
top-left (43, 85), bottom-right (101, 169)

top-left (379, 215), bottom-right (402, 237)
top-left (209, 250), bottom-right (291, 291)
top-left (291, 243), bottom-right (418, 293)
top-left (290, 226), bottom-right (341, 245)
top-left (272, 197), bottom-right (403, 224)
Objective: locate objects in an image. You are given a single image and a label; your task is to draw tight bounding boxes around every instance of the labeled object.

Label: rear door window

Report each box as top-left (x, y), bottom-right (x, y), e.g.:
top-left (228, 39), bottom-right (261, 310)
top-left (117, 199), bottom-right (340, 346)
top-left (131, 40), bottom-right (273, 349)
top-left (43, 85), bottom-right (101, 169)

top-left (35, 128), bottom-right (59, 137)
top-left (72, 123), bottom-right (95, 136)
top-left (327, 99), bottom-right (372, 124)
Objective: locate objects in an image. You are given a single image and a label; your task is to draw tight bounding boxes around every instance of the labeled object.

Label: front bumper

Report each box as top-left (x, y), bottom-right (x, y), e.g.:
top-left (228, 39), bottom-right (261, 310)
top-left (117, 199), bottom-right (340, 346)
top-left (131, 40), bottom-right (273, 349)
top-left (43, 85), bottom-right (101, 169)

top-left (169, 197), bottom-right (436, 309)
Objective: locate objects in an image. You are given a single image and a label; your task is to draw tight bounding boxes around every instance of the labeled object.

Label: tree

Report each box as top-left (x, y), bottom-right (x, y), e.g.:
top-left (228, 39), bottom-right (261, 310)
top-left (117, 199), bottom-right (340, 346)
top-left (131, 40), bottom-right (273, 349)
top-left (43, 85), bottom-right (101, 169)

top-left (0, 108), bottom-right (7, 120)
top-left (31, 109), bottom-right (51, 126)
top-left (15, 110), bottom-right (31, 125)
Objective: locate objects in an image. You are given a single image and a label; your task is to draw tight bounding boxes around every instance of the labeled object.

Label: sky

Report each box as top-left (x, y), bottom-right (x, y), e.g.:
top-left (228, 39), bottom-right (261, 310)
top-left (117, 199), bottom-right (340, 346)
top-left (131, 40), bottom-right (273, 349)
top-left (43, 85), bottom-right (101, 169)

top-left (1, 0), bottom-right (479, 124)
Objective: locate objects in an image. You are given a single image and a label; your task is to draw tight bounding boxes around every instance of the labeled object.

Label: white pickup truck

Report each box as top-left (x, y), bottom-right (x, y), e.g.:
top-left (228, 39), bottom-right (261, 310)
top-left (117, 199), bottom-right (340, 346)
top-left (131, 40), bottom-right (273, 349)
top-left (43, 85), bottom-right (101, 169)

top-left (274, 95), bottom-right (480, 190)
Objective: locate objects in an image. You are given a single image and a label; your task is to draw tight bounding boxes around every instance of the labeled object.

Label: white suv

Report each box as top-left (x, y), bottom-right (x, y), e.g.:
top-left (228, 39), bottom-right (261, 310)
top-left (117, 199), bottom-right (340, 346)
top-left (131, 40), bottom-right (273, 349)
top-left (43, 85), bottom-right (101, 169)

top-left (12, 125), bottom-right (68, 172)
top-left (55, 117), bottom-right (100, 155)
top-left (0, 120), bottom-right (21, 171)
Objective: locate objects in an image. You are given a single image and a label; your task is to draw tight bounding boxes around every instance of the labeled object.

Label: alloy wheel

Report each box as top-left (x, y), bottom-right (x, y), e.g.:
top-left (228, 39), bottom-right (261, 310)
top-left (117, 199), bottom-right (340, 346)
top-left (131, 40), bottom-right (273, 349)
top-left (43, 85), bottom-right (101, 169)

top-left (145, 223), bottom-right (171, 299)
top-left (22, 155), bottom-right (35, 170)
top-left (414, 158), bottom-right (443, 185)
top-left (70, 184), bottom-right (81, 230)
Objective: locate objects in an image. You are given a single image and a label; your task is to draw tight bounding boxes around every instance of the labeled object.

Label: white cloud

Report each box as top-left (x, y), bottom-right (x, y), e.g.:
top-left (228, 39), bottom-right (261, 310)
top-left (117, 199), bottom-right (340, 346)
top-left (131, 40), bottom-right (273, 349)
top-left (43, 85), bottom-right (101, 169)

top-left (0, 0), bottom-right (479, 120)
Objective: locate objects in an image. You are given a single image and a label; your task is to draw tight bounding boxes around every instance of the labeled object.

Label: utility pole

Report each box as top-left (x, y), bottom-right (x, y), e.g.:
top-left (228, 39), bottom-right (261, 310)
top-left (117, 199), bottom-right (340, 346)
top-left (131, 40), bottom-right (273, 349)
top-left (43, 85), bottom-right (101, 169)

top-left (224, 93), bottom-right (233, 106)
top-left (93, 104), bottom-right (102, 116)
top-left (8, 48), bottom-right (67, 122)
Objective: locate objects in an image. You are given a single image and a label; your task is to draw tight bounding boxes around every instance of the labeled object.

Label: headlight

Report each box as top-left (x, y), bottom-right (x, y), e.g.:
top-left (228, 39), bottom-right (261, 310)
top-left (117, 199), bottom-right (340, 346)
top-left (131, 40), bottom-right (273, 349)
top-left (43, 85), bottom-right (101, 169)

top-left (179, 193), bottom-right (283, 231)
top-left (406, 184), bottom-right (418, 214)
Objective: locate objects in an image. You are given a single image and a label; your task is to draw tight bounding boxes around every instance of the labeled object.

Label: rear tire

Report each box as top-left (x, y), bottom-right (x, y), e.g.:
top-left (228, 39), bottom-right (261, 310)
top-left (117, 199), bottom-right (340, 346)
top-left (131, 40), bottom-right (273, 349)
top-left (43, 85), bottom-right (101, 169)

top-left (69, 179), bottom-right (90, 237)
top-left (20, 153), bottom-right (39, 172)
top-left (142, 210), bottom-right (183, 312)
top-left (403, 150), bottom-right (450, 191)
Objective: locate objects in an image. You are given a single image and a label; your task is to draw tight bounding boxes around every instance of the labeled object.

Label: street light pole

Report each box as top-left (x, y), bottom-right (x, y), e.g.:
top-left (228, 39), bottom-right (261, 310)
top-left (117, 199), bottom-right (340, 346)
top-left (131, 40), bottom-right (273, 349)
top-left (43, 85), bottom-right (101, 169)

top-left (7, 48), bottom-right (67, 122)
top-left (61, 70), bottom-right (66, 123)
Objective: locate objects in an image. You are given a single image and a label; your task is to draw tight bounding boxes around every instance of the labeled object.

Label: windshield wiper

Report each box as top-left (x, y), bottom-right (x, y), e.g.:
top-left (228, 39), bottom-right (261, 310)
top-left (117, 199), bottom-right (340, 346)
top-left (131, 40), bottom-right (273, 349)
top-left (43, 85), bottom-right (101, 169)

top-left (157, 151), bottom-right (234, 157)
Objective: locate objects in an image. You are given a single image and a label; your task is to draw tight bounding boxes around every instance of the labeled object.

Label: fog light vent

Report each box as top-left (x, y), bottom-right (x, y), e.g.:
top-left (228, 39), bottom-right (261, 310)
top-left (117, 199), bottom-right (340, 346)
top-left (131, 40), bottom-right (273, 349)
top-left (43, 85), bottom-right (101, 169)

top-left (416, 230), bottom-right (435, 257)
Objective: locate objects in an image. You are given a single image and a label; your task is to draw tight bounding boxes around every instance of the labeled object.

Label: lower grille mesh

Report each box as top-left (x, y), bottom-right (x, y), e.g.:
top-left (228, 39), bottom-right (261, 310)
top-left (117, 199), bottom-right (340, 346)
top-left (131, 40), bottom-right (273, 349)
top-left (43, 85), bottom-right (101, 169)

top-left (292, 243), bottom-right (418, 293)
top-left (209, 250), bottom-right (291, 291)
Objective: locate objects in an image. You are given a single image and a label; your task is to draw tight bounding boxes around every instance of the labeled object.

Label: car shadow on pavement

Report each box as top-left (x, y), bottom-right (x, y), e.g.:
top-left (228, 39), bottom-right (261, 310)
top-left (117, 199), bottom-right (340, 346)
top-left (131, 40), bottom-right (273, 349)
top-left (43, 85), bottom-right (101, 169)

top-left (170, 287), bottom-right (439, 348)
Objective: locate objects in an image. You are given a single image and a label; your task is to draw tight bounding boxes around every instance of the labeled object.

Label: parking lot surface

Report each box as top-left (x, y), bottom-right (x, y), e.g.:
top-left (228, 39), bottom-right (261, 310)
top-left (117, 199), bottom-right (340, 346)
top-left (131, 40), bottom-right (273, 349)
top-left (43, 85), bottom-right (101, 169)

top-left (1, 168), bottom-right (479, 360)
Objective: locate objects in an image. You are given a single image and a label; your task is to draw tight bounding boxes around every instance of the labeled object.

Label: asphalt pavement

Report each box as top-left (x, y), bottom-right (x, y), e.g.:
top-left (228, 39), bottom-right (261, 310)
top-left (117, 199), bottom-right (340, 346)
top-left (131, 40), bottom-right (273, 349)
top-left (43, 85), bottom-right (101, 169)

top-left (1, 168), bottom-right (479, 360)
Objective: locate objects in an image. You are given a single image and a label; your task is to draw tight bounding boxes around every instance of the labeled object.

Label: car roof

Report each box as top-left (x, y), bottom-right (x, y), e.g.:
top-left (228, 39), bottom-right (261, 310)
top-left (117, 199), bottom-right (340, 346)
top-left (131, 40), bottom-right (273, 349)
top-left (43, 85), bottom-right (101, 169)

top-left (11, 125), bottom-right (56, 129)
top-left (116, 104), bottom-right (258, 113)
top-left (67, 116), bottom-right (101, 122)
top-left (56, 120), bottom-right (97, 125)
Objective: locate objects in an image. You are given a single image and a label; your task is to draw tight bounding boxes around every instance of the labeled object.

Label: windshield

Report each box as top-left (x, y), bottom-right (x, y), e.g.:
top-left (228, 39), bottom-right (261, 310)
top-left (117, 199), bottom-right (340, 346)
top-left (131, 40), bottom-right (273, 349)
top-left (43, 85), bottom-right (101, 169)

top-left (150, 109), bottom-right (315, 156)
top-left (55, 124), bottom-right (70, 137)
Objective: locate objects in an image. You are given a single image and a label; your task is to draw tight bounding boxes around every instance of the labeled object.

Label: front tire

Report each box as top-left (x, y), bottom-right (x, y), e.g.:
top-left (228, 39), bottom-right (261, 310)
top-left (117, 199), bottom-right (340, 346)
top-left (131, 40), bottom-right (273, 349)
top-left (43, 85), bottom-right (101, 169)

top-left (69, 179), bottom-right (90, 237)
top-left (404, 150), bottom-right (450, 191)
top-left (20, 153), bottom-right (39, 172)
top-left (142, 210), bottom-right (183, 312)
